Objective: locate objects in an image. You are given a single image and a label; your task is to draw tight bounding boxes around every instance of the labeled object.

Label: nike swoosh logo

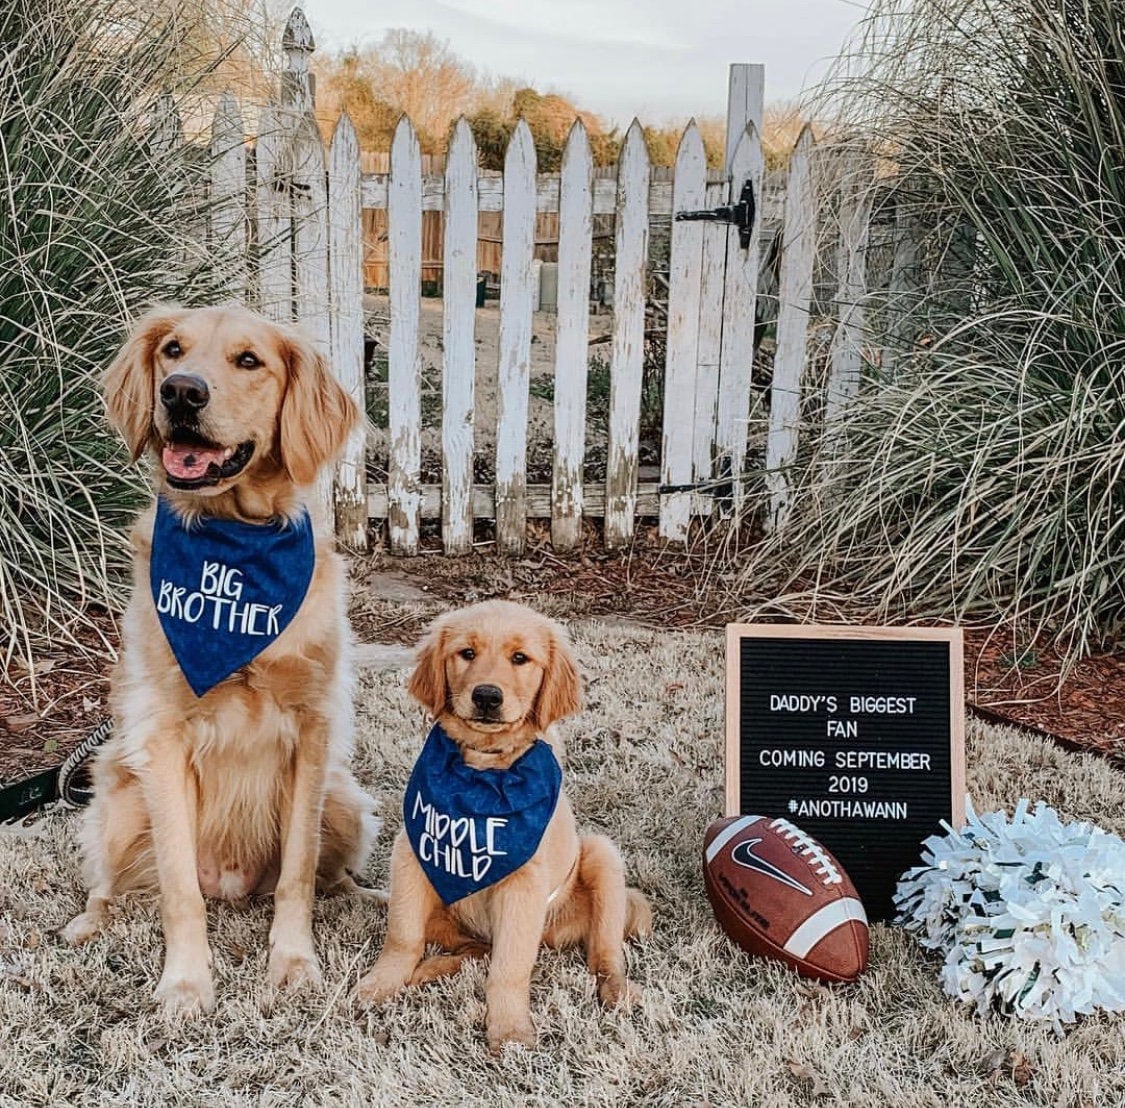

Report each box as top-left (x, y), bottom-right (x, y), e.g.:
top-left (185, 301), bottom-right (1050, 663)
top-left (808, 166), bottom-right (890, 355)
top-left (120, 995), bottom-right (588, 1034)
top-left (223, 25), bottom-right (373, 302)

top-left (731, 839), bottom-right (814, 896)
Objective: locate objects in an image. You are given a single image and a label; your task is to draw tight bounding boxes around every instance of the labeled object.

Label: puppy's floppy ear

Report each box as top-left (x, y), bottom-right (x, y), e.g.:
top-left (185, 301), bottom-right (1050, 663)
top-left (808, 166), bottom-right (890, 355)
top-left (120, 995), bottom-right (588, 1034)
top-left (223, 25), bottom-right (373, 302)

top-left (102, 306), bottom-right (183, 460)
top-left (407, 623), bottom-right (449, 717)
top-left (279, 331), bottom-right (360, 487)
top-left (533, 621), bottom-right (582, 729)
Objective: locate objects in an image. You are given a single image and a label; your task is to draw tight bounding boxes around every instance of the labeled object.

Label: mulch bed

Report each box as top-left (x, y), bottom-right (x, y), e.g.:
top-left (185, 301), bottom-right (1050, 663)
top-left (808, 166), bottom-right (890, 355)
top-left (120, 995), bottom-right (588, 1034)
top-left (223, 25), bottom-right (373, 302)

top-left (3, 528), bottom-right (1123, 788)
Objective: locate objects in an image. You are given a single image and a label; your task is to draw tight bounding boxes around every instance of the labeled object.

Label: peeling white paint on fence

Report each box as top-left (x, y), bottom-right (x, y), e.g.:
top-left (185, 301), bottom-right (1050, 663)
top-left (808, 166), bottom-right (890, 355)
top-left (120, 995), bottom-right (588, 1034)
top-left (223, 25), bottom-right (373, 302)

top-left (766, 124), bottom-right (816, 532)
top-left (661, 121), bottom-right (708, 541)
top-left (210, 92), bottom-right (246, 302)
top-left (387, 116), bottom-right (422, 555)
top-left (826, 155), bottom-right (871, 429)
top-left (254, 103), bottom-right (292, 325)
top-left (290, 110), bottom-right (333, 522)
top-left (441, 118), bottom-right (478, 555)
top-left (715, 121), bottom-right (764, 515)
top-left (693, 179), bottom-right (728, 513)
top-left (604, 121), bottom-right (651, 549)
top-left (328, 112), bottom-right (367, 550)
top-left (551, 121), bottom-right (594, 551)
top-left (494, 120), bottom-right (537, 555)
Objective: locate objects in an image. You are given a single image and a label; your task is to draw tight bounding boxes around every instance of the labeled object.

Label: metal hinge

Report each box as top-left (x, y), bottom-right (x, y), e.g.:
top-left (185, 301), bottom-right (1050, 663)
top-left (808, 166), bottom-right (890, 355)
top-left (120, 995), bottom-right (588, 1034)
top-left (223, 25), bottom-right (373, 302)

top-left (674, 179), bottom-right (756, 249)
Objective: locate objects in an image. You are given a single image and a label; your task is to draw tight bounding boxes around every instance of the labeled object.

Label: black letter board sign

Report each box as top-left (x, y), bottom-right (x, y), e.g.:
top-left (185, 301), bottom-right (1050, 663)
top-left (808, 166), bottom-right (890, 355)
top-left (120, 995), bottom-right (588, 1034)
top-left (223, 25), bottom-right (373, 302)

top-left (725, 625), bottom-right (965, 921)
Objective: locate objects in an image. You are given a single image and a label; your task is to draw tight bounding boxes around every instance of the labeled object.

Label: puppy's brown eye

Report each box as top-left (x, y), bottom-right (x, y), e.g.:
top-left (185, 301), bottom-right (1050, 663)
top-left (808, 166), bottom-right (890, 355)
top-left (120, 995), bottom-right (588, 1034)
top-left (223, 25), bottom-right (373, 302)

top-left (459, 648), bottom-right (475, 661)
top-left (511, 652), bottom-right (528, 665)
top-left (163, 340), bottom-right (181, 358)
top-left (236, 351), bottom-right (261, 369)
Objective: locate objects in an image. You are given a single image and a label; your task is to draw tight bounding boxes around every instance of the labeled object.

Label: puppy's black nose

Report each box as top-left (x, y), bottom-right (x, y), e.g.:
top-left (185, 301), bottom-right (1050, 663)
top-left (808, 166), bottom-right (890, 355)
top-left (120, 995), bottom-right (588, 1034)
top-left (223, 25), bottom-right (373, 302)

top-left (160, 373), bottom-right (209, 416)
top-left (472, 684), bottom-right (504, 712)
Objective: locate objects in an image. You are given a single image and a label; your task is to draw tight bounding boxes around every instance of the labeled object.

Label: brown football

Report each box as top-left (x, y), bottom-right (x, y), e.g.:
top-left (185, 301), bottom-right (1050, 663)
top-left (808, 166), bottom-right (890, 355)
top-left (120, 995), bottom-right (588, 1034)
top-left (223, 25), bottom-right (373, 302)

top-left (703, 815), bottom-right (869, 983)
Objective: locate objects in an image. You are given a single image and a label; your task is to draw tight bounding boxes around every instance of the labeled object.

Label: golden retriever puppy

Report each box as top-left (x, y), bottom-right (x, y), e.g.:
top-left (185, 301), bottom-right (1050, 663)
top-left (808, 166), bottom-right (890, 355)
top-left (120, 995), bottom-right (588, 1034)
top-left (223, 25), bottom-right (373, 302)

top-left (64, 305), bottom-right (380, 1016)
top-left (355, 600), bottom-right (651, 1052)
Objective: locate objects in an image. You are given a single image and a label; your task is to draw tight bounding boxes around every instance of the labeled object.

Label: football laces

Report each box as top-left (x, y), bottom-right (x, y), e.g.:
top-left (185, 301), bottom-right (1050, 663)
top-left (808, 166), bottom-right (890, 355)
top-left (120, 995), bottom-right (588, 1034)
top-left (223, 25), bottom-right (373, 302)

top-left (769, 818), bottom-right (843, 885)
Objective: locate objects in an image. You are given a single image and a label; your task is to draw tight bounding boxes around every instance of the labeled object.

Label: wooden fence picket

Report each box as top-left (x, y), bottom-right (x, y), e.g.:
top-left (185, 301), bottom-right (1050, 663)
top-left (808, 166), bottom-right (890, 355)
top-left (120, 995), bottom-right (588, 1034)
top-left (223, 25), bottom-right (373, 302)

top-left (328, 112), bottom-right (367, 550)
top-left (715, 122), bottom-right (765, 515)
top-left (692, 179), bottom-right (728, 511)
top-left (441, 118), bottom-right (478, 556)
top-left (825, 154), bottom-right (871, 430)
top-left (494, 120), bottom-right (537, 555)
top-left (766, 124), bottom-right (816, 532)
top-left (210, 92), bottom-right (246, 302)
top-left (387, 116), bottom-right (423, 555)
top-left (551, 121), bottom-right (594, 551)
top-left (884, 198), bottom-right (921, 369)
top-left (289, 110), bottom-right (333, 521)
top-left (661, 121), bottom-right (708, 541)
top-left (604, 121), bottom-right (651, 549)
top-left (254, 103), bottom-right (292, 323)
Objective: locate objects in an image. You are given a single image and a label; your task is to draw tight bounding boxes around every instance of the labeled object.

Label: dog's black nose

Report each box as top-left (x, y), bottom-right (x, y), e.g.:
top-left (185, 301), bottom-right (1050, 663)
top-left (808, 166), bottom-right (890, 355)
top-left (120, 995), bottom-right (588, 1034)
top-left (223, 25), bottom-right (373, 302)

top-left (160, 373), bottom-right (209, 416)
top-left (471, 684), bottom-right (504, 712)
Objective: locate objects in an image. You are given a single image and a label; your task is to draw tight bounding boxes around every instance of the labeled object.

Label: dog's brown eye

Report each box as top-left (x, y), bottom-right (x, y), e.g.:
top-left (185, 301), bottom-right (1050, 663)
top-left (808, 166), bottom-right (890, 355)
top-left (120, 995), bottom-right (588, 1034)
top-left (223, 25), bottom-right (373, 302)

top-left (236, 351), bottom-right (261, 369)
top-left (511, 652), bottom-right (528, 665)
top-left (459, 647), bottom-right (475, 661)
top-left (163, 340), bottom-right (182, 358)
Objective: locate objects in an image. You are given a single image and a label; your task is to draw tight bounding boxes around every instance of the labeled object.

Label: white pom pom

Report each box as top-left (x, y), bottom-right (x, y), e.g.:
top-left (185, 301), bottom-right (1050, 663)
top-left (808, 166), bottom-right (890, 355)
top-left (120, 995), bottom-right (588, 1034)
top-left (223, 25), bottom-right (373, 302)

top-left (895, 798), bottom-right (1125, 1030)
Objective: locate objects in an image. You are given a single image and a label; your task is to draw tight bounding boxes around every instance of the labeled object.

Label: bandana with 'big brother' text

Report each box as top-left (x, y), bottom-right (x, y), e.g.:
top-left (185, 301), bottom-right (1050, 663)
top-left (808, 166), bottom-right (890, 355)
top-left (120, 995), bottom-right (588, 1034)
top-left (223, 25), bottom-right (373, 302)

top-left (404, 723), bottom-right (563, 905)
top-left (150, 497), bottom-right (314, 697)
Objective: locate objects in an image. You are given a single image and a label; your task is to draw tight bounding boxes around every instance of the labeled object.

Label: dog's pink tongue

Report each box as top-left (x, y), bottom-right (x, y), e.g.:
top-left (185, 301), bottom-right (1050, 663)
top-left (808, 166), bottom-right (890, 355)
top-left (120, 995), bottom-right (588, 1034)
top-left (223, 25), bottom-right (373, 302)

top-left (162, 443), bottom-right (225, 480)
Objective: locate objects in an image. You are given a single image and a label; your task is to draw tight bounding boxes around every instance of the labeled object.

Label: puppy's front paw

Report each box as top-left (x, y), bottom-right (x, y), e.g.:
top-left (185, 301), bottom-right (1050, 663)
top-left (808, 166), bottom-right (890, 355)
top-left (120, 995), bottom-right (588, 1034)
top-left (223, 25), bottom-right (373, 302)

top-left (487, 1015), bottom-right (537, 1055)
top-left (353, 964), bottom-right (409, 1008)
top-left (269, 947), bottom-right (323, 990)
top-left (61, 911), bottom-right (104, 946)
top-left (598, 974), bottom-right (643, 1011)
top-left (155, 967), bottom-right (215, 1017)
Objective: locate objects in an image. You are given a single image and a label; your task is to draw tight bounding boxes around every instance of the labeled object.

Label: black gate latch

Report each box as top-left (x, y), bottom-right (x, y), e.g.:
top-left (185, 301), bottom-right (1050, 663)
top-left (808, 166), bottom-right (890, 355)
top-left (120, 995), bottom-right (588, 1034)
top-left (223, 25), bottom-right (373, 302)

top-left (674, 179), bottom-right (756, 249)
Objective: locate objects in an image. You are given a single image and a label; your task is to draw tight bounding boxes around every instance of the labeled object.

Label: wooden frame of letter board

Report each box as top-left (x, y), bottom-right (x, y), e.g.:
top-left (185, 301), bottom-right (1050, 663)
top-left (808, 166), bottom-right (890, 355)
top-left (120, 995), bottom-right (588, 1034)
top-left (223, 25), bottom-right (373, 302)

top-left (724, 624), bottom-right (965, 824)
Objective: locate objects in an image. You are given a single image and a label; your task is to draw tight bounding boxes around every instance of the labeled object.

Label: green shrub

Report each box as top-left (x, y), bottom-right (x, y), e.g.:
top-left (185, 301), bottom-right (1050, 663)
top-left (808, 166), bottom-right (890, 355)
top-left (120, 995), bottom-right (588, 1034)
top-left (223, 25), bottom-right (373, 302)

top-left (0, 0), bottom-right (239, 669)
top-left (739, 0), bottom-right (1125, 658)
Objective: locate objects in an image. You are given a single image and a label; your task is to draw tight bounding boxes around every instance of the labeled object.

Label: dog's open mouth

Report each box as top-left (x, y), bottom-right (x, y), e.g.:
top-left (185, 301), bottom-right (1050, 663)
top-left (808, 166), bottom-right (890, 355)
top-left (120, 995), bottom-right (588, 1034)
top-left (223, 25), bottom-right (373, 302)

top-left (161, 430), bottom-right (254, 490)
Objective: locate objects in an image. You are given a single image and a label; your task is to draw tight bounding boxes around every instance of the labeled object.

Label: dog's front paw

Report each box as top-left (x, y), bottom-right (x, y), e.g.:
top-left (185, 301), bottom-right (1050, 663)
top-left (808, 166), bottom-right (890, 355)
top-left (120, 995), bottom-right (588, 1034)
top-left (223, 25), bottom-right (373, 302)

top-left (269, 947), bottom-right (323, 990)
top-left (598, 974), bottom-right (643, 1011)
top-left (353, 964), bottom-right (409, 1008)
top-left (155, 967), bottom-right (215, 1017)
top-left (61, 910), bottom-right (104, 946)
top-left (487, 1014), bottom-right (537, 1055)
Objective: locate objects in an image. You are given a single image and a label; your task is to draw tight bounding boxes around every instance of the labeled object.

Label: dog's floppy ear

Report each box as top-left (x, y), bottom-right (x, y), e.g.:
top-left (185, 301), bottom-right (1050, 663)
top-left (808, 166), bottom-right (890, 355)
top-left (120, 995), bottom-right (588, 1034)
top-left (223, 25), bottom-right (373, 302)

top-left (103, 307), bottom-right (183, 460)
top-left (408, 623), bottom-right (449, 717)
top-left (279, 332), bottom-right (360, 487)
top-left (533, 621), bottom-right (582, 729)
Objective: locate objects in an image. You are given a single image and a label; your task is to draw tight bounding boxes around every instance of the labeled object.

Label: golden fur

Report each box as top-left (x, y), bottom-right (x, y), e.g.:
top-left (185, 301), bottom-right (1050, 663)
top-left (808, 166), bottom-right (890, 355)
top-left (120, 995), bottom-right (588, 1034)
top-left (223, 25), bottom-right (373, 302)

top-left (355, 600), bottom-right (651, 1053)
top-left (64, 305), bottom-right (380, 1016)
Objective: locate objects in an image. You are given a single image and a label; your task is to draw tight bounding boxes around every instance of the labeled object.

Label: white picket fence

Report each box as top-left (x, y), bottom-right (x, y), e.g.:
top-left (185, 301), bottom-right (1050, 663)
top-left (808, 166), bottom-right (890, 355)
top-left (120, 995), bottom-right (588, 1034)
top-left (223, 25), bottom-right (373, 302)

top-left (189, 8), bottom-right (849, 555)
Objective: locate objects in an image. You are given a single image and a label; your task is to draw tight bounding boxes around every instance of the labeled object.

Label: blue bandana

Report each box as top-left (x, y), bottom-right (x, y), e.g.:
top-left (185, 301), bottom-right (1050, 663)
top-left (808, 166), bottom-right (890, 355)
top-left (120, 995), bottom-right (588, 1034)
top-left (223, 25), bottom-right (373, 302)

top-left (403, 723), bottom-right (563, 905)
top-left (149, 497), bottom-right (315, 697)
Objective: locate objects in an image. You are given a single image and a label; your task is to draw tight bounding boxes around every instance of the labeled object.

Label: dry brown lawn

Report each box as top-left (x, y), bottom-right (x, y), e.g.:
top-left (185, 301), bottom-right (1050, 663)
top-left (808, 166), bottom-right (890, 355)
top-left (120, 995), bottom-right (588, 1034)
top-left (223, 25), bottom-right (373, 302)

top-left (1, 622), bottom-right (1123, 1107)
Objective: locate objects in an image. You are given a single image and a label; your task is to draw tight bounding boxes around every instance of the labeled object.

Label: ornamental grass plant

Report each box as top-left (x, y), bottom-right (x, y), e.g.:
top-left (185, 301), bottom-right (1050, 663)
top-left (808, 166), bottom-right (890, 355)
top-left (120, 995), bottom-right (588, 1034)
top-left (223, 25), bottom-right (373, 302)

top-left (0, 0), bottom-right (241, 673)
top-left (736, 0), bottom-right (1125, 660)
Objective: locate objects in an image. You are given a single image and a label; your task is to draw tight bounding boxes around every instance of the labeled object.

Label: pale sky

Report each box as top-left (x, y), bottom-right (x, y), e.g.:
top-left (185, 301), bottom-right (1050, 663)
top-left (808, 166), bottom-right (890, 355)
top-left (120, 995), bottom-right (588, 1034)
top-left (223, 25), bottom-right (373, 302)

top-left (301, 0), bottom-right (870, 125)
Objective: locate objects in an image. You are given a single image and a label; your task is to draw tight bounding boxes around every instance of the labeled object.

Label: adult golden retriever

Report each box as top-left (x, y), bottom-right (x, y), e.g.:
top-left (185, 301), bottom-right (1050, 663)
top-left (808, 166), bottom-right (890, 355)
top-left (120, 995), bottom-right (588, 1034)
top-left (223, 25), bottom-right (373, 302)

top-left (355, 600), bottom-right (651, 1052)
top-left (64, 305), bottom-right (380, 1016)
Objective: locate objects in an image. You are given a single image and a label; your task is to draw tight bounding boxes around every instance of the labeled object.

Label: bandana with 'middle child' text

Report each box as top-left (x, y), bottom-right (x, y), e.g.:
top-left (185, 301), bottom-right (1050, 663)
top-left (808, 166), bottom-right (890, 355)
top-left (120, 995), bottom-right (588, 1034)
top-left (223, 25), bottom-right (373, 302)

top-left (150, 497), bottom-right (314, 697)
top-left (404, 723), bottom-right (563, 905)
